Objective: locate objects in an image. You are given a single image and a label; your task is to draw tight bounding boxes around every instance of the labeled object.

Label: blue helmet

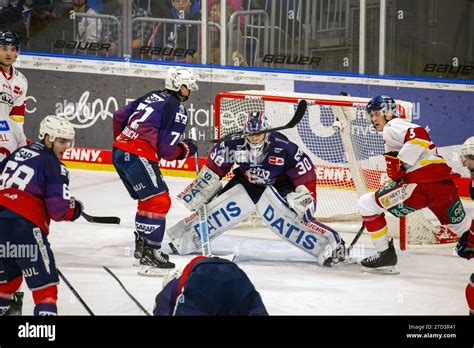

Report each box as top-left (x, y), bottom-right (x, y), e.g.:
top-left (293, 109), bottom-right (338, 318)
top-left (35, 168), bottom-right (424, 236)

top-left (243, 111), bottom-right (270, 135)
top-left (366, 95), bottom-right (398, 118)
top-left (0, 31), bottom-right (20, 50)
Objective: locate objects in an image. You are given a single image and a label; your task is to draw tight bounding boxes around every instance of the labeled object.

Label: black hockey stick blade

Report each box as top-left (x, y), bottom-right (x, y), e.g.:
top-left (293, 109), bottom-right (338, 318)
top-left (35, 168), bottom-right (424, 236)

top-left (81, 212), bottom-right (121, 225)
top-left (103, 266), bottom-right (151, 316)
top-left (210, 99), bottom-right (308, 144)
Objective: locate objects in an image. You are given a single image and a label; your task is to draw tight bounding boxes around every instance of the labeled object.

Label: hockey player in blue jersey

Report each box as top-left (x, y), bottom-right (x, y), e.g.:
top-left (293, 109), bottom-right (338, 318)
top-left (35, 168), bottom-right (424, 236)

top-left (112, 66), bottom-right (199, 276)
top-left (0, 116), bottom-right (82, 316)
top-left (154, 256), bottom-right (268, 316)
top-left (168, 112), bottom-right (346, 266)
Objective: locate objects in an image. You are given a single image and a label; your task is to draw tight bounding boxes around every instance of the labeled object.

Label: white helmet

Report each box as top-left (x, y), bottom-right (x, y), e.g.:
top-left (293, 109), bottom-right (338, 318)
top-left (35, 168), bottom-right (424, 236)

top-left (462, 136), bottom-right (474, 157)
top-left (165, 67), bottom-right (199, 91)
top-left (39, 116), bottom-right (75, 142)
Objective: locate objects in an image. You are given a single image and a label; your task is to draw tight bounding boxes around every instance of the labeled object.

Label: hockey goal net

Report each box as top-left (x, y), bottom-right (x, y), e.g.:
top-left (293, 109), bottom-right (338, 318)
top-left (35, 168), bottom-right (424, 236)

top-left (214, 90), bottom-right (445, 250)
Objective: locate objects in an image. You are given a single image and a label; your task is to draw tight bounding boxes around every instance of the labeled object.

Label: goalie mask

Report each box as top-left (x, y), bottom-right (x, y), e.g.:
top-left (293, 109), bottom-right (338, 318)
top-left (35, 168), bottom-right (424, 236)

top-left (243, 112), bottom-right (270, 159)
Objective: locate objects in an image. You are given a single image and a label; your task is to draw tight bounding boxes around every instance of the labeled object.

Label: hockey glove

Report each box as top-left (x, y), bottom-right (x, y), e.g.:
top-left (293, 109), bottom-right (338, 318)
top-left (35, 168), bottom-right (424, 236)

top-left (70, 198), bottom-right (84, 221)
top-left (286, 185), bottom-right (317, 222)
top-left (455, 230), bottom-right (474, 260)
top-left (384, 151), bottom-right (406, 181)
top-left (177, 139), bottom-right (197, 160)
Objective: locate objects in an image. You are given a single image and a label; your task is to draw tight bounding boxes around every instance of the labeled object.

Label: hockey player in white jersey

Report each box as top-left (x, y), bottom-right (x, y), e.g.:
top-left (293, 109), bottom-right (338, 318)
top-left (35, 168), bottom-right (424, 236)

top-left (357, 95), bottom-right (472, 274)
top-left (0, 117), bottom-right (26, 164)
top-left (167, 112), bottom-right (346, 267)
top-left (0, 32), bottom-right (28, 131)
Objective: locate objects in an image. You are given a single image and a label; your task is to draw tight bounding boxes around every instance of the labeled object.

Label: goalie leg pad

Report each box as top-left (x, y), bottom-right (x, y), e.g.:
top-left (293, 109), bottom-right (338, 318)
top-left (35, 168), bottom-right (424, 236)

top-left (167, 184), bottom-right (255, 255)
top-left (256, 187), bottom-right (341, 266)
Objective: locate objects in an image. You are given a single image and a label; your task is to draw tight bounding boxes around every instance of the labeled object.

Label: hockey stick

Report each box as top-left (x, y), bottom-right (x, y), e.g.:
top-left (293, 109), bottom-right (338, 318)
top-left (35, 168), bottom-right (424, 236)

top-left (81, 212), bottom-right (121, 225)
top-left (190, 128), bottom-right (212, 257)
top-left (347, 224), bottom-right (365, 255)
top-left (210, 99), bottom-right (307, 144)
top-left (102, 266), bottom-right (151, 316)
top-left (189, 128), bottom-right (238, 261)
top-left (57, 268), bottom-right (95, 316)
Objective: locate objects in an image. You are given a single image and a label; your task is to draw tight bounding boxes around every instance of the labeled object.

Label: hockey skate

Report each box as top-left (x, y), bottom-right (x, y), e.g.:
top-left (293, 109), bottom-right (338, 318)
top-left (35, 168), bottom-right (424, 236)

top-left (2, 292), bottom-right (24, 316)
top-left (138, 246), bottom-right (175, 277)
top-left (361, 239), bottom-right (399, 274)
top-left (133, 231), bottom-right (169, 266)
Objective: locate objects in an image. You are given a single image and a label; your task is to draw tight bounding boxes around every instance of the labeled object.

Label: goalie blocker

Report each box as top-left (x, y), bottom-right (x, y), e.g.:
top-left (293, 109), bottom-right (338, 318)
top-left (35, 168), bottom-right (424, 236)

top-left (168, 185), bottom-right (344, 266)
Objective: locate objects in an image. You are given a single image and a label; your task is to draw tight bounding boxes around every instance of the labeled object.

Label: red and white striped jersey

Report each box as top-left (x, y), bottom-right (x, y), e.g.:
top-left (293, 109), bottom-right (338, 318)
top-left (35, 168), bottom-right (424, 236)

top-left (0, 117), bottom-right (27, 163)
top-left (383, 118), bottom-right (456, 183)
top-left (0, 66), bottom-right (28, 131)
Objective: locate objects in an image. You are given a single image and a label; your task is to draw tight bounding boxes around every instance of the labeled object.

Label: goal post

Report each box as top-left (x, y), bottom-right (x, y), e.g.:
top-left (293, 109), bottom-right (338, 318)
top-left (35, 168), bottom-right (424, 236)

top-left (213, 90), bottom-right (445, 250)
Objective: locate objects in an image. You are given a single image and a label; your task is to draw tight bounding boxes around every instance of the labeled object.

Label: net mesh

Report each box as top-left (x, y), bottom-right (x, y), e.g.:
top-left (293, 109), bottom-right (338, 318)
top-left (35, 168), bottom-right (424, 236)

top-left (215, 91), bottom-right (443, 247)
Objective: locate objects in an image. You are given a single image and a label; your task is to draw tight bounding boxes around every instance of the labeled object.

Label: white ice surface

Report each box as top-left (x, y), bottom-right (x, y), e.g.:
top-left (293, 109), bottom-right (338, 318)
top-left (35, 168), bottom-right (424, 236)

top-left (18, 169), bottom-right (473, 315)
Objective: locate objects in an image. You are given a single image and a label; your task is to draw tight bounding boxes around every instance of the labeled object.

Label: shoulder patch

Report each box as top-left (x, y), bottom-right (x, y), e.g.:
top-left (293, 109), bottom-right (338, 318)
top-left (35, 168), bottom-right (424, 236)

top-left (14, 148), bottom-right (39, 162)
top-left (0, 120), bottom-right (10, 131)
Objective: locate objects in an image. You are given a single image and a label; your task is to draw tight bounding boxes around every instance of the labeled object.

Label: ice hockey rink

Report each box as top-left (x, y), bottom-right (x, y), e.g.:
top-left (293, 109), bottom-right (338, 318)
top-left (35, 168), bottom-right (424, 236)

top-left (17, 169), bottom-right (473, 316)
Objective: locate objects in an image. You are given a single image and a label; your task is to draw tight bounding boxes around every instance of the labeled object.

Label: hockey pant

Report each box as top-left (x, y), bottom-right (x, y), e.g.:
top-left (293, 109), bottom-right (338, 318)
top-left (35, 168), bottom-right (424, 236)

top-left (256, 187), bottom-right (342, 266)
top-left (358, 180), bottom-right (470, 252)
top-left (0, 208), bottom-right (59, 315)
top-left (166, 184), bottom-right (255, 255)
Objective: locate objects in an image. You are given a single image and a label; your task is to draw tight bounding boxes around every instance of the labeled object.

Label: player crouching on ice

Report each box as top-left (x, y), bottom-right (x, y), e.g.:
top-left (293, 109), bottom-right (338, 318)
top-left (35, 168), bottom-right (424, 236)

top-left (167, 112), bottom-right (347, 266)
top-left (358, 95), bottom-right (473, 274)
top-left (0, 116), bottom-right (82, 315)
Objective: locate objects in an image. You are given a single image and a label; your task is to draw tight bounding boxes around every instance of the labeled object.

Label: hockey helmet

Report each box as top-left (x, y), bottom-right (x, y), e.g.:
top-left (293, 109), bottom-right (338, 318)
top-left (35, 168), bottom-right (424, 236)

top-left (165, 67), bottom-right (199, 92)
top-left (0, 31), bottom-right (20, 50)
top-left (243, 111), bottom-right (270, 135)
top-left (461, 136), bottom-right (474, 157)
top-left (39, 116), bottom-right (75, 143)
top-left (366, 95), bottom-right (399, 118)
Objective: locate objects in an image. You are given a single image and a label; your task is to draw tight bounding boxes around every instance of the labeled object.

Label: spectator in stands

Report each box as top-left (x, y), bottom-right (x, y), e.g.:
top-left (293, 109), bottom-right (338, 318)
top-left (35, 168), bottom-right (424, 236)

top-left (154, 256), bottom-right (268, 316)
top-left (23, 0), bottom-right (66, 53)
top-left (0, 1), bottom-right (24, 38)
top-left (148, 0), bottom-right (201, 62)
top-left (188, 0), bottom-right (247, 66)
top-left (208, 0), bottom-right (244, 30)
top-left (69, 0), bottom-right (103, 52)
top-left (105, 0), bottom-right (153, 58)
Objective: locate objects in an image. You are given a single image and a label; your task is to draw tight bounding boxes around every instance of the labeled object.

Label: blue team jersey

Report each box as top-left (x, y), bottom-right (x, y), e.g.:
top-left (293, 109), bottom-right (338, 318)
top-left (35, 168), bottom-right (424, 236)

top-left (206, 132), bottom-right (317, 195)
top-left (0, 142), bottom-right (74, 233)
top-left (113, 90), bottom-right (189, 162)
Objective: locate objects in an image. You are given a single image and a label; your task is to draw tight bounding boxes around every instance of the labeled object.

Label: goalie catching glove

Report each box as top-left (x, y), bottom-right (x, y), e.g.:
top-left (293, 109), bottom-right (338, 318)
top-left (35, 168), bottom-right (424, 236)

top-left (384, 151), bottom-right (406, 181)
top-left (177, 166), bottom-right (222, 211)
top-left (286, 185), bottom-right (317, 222)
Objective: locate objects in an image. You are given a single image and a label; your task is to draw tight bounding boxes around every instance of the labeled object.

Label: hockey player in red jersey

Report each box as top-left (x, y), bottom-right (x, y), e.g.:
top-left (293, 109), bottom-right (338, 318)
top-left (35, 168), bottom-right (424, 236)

top-left (357, 95), bottom-right (472, 274)
top-left (0, 116), bottom-right (82, 315)
top-left (0, 32), bottom-right (28, 132)
top-left (112, 67), bottom-right (198, 276)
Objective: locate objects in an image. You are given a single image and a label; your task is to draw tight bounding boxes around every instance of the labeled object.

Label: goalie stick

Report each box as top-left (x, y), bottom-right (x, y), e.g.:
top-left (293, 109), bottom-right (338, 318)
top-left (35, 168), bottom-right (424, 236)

top-left (103, 266), bottom-right (151, 316)
top-left (57, 268), bottom-right (95, 316)
top-left (190, 127), bottom-right (212, 257)
top-left (189, 128), bottom-right (237, 261)
top-left (81, 212), bottom-right (121, 225)
top-left (209, 99), bottom-right (307, 144)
